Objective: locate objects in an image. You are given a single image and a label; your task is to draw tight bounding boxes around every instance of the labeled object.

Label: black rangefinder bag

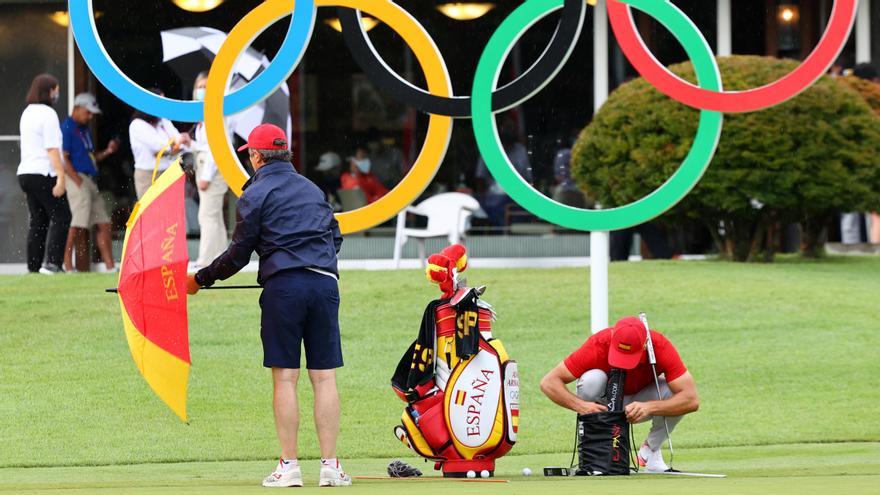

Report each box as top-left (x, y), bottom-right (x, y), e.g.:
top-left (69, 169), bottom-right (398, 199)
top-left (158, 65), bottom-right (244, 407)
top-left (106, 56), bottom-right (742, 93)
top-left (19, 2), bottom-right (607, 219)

top-left (576, 368), bottom-right (631, 476)
top-left (576, 411), bottom-right (631, 475)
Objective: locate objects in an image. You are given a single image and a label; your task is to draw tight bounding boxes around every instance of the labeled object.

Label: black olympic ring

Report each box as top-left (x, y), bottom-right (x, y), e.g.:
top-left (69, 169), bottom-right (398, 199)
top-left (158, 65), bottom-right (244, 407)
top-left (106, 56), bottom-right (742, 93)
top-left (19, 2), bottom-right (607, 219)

top-left (337, 0), bottom-right (586, 118)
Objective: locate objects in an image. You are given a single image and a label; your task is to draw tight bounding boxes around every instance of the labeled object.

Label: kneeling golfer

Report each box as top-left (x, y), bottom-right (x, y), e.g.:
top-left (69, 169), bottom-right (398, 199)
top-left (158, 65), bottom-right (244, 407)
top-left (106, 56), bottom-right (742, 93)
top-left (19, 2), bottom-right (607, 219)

top-left (540, 317), bottom-right (699, 472)
top-left (187, 124), bottom-right (350, 487)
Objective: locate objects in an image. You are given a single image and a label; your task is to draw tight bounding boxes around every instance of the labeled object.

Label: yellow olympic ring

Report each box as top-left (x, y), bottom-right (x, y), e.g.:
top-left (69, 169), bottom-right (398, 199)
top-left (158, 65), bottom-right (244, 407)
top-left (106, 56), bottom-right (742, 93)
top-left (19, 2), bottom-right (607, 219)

top-left (206, 0), bottom-right (454, 234)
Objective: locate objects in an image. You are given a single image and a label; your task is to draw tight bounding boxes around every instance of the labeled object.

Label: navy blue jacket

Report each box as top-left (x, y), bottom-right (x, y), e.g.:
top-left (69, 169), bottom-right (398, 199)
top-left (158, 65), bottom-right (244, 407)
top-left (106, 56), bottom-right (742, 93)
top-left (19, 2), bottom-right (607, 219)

top-left (195, 161), bottom-right (342, 286)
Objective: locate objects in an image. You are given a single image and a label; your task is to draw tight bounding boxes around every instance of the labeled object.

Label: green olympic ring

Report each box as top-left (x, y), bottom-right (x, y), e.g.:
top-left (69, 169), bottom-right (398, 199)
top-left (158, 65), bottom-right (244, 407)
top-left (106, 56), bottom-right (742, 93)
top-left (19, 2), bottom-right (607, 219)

top-left (472, 0), bottom-right (723, 232)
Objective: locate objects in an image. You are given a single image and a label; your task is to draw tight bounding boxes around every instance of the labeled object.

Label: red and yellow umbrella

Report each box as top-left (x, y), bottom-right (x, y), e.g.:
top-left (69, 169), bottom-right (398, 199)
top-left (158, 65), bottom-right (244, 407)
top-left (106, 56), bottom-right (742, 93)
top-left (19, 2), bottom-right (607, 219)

top-left (116, 160), bottom-right (190, 421)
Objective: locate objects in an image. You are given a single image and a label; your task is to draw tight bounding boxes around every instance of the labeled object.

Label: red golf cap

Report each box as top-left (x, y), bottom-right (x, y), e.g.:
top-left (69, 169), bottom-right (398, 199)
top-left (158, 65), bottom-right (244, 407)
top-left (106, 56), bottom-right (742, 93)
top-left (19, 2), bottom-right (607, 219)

top-left (608, 317), bottom-right (648, 369)
top-left (237, 124), bottom-right (288, 152)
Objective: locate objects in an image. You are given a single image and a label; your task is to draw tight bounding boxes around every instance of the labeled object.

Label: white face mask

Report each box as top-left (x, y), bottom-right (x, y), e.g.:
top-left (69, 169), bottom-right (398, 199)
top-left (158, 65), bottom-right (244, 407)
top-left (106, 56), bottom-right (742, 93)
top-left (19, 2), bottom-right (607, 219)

top-left (354, 158), bottom-right (372, 174)
top-left (194, 88), bottom-right (206, 101)
top-left (51, 91), bottom-right (60, 105)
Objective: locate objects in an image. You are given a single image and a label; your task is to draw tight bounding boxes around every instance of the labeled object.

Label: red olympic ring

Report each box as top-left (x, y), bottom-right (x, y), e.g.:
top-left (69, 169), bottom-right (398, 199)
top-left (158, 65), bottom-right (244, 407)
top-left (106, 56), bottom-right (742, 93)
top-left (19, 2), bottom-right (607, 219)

top-left (607, 0), bottom-right (858, 113)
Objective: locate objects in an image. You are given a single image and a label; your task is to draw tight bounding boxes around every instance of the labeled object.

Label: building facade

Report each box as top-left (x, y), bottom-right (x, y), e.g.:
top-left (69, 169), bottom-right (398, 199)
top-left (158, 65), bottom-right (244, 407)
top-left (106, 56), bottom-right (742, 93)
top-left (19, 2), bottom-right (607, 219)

top-left (0, 0), bottom-right (877, 261)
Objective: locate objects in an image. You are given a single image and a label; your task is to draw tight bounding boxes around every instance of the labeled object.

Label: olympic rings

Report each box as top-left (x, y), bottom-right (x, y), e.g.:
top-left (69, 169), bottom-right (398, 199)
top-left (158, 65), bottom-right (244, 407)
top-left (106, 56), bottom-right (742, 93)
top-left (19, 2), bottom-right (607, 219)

top-left (472, 0), bottom-right (723, 232)
top-left (68, 0), bottom-right (316, 123)
top-left (607, 0), bottom-right (858, 113)
top-left (337, 0), bottom-right (585, 118)
top-left (73, 0), bottom-right (854, 233)
top-left (205, 0), bottom-right (453, 234)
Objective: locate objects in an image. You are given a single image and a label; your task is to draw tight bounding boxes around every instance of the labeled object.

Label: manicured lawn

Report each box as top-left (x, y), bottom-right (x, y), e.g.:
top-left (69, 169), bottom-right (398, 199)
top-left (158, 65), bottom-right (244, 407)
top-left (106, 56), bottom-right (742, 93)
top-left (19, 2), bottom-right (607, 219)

top-left (0, 257), bottom-right (877, 492)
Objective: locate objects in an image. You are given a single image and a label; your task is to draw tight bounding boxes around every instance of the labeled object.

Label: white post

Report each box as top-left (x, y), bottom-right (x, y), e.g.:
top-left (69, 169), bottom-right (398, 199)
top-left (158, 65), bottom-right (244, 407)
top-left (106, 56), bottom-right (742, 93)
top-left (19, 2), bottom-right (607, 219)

top-left (593, 0), bottom-right (609, 108)
top-left (716, 0), bottom-right (732, 56)
top-left (855, 0), bottom-right (871, 63)
top-left (67, 22), bottom-right (75, 114)
top-left (591, 0), bottom-right (610, 334)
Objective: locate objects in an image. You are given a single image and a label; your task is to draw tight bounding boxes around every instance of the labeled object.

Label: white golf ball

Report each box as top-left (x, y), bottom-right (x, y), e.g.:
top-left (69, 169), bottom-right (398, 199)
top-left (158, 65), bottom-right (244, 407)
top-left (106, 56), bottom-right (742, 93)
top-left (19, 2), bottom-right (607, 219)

top-left (466, 470), bottom-right (476, 478)
top-left (522, 467), bottom-right (532, 476)
top-left (480, 470), bottom-right (490, 478)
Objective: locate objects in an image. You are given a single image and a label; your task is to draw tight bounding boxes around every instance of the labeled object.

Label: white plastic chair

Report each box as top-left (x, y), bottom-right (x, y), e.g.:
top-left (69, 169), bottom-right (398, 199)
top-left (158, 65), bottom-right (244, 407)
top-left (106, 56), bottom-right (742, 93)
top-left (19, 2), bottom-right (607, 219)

top-left (393, 193), bottom-right (481, 268)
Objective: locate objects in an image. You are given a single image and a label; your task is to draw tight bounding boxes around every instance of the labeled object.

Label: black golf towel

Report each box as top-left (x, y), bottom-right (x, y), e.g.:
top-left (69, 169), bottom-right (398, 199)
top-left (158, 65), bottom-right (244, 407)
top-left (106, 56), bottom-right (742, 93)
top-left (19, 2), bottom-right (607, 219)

top-left (454, 290), bottom-right (480, 359)
top-left (391, 299), bottom-right (446, 400)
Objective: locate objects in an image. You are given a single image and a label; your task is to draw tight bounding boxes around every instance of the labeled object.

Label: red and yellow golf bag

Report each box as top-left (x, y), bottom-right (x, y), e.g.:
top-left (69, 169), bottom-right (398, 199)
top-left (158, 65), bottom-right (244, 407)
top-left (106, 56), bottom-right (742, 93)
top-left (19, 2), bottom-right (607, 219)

top-left (391, 245), bottom-right (519, 477)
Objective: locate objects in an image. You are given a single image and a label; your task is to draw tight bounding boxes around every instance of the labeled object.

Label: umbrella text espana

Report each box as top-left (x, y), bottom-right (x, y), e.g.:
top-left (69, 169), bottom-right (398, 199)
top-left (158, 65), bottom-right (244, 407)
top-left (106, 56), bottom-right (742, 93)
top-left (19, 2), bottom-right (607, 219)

top-left (117, 161), bottom-right (190, 421)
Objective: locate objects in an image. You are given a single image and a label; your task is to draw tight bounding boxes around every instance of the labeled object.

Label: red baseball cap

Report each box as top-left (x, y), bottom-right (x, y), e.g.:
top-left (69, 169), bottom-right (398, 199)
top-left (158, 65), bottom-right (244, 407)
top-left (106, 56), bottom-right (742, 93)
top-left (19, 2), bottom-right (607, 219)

top-left (608, 317), bottom-right (648, 369)
top-left (237, 124), bottom-right (288, 152)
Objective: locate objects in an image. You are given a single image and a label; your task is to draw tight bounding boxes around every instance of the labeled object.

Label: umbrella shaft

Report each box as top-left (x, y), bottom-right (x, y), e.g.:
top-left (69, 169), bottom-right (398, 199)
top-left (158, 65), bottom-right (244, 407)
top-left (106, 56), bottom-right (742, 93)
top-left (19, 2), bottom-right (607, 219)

top-left (106, 285), bottom-right (260, 293)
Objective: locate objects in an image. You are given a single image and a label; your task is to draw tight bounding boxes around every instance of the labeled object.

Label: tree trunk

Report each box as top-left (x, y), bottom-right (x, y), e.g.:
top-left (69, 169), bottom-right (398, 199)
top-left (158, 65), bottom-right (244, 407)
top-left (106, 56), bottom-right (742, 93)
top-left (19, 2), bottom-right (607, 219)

top-left (729, 219), bottom-right (755, 262)
top-left (800, 214), bottom-right (829, 258)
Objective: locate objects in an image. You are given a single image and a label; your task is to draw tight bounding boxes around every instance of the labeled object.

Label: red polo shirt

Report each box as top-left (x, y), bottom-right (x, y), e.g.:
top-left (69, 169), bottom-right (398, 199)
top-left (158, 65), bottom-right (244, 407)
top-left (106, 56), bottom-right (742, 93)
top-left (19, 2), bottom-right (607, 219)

top-left (564, 328), bottom-right (688, 395)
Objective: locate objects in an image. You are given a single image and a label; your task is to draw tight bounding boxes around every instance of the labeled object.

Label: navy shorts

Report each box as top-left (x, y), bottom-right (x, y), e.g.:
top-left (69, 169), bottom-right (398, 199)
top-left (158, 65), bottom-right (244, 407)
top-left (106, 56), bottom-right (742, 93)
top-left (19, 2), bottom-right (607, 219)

top-left (259, 269), bottom-right (343, 370)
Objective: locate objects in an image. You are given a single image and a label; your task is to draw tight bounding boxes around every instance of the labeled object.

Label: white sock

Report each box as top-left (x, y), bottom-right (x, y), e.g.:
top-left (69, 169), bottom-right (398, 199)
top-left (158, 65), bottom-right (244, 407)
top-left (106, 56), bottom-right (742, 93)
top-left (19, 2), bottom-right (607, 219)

top-left (321, 458), bottom-right (341, 469)
top-left (639, 442), bottom-right (656, 458)
top-left (279, 458), bottom-right (299, 471)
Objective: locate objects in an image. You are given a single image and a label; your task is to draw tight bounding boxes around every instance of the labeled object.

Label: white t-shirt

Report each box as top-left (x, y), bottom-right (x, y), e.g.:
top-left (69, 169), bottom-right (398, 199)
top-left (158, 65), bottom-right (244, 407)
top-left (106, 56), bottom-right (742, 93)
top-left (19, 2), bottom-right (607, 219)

top-left (18, 104), bottom-right (62, 177)
top-left (193, 123), bottom-right (215, 181)
top-left (129, 118), bottom-right (181, 172)
top-left (192, 118), bottom-right (235, 182)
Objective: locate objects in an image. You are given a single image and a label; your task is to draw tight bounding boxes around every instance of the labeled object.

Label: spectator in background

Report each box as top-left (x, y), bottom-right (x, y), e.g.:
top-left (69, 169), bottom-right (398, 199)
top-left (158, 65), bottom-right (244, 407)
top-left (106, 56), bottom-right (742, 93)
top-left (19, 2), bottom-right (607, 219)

top-left (475, 118), bottom-right (531, 227)
top-left (315, 151), bottom-right (342, 210)
top-left (191, 72), bottom-right (230, 268)
top-left (367, 132), bottom-right (405, 190)
top-left (61, 93), bottom-right (119, 273)
top-left (129, 88), bottom-right (190, 199)
top-left (841, 63), bottom-right (880, 244)
top-left (340, 145), bottom-right (388, 204)
top-left (552, 130), bottom-right (588, 208)
top-left (17, 74), bottom-right (70, 274)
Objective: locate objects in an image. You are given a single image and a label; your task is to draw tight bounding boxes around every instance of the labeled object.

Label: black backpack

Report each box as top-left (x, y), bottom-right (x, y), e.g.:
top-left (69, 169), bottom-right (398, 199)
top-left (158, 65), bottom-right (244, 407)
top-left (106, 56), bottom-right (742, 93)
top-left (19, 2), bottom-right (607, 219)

top-left (575, 369), bottom-right (632, 476)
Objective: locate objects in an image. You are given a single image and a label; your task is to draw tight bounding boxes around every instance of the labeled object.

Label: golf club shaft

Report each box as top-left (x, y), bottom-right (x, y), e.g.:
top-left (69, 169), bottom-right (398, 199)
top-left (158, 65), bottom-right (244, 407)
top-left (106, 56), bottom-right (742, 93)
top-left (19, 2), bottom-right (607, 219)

top-left (105, 285), bottom-right (260, 293)
top-left (638, 312), bottom-right (675, 467)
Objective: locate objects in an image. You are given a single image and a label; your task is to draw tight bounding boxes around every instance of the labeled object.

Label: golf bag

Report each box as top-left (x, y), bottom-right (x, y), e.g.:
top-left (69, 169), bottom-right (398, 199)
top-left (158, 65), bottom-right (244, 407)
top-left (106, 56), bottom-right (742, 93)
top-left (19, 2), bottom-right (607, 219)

top-left (391, 245), bottom-right (519, 477)
top-left (576, 368), bottom-right (632, 476)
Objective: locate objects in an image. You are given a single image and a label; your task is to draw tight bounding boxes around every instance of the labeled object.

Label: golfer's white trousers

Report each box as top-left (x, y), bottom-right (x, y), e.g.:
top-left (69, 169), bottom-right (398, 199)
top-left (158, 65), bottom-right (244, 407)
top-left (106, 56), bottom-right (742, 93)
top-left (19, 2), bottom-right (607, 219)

top-left (576, 369), bottom-right (683, 451)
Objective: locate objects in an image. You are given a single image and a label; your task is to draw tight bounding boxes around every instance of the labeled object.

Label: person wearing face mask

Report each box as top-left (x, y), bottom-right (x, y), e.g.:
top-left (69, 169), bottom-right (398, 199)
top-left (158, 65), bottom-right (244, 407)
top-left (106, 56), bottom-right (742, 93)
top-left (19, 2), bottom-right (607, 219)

top-left (340, 145), bottom-right (388, 204)
top-left (190, 72), bottom-right (232, 268)
top-left (474, 118), bottom-right (531, 227)
top-left (129, 88), bottom-right (191, 199)
top-left (186, 125), bottom-right (349, 488)
top-left (60, 93), bottom-right (119, 273)
top-left (17, 73), bottom-right (71, 274)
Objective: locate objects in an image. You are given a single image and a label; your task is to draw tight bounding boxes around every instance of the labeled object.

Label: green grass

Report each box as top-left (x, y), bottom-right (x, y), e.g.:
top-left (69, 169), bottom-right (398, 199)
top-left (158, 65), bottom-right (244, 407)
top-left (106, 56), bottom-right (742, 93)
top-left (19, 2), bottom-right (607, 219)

top-left (1, 443), bottom-right (878, 494)
top-left (0, 257), bottom-right (878, 493)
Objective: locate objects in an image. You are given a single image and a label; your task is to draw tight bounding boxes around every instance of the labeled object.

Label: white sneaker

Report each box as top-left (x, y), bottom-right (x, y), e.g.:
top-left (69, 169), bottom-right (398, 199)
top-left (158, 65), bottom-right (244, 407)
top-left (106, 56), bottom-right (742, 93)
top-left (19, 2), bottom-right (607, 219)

top-left (261, 460), bottom-right (303, 488)
top-left (638, 442), bottom-right (669, 472)
top-left (92, 262), bottom-right (120, 273)
top-left (319, 460), bottom-right (352, 487)
top-left (39, 263), bottom-right (64, 275)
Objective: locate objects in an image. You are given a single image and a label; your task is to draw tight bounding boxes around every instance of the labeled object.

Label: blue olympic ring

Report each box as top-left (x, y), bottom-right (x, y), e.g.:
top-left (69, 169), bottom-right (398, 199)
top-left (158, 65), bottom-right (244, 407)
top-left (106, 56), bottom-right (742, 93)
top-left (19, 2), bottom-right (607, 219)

top-left (68, 0), bottom-right (316, 123)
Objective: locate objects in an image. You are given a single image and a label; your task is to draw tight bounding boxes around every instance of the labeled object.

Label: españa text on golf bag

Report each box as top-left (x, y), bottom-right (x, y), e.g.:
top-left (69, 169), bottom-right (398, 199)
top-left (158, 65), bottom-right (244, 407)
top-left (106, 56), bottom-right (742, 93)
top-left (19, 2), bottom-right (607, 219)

top-left (391, 245), bottom-right (519, 477)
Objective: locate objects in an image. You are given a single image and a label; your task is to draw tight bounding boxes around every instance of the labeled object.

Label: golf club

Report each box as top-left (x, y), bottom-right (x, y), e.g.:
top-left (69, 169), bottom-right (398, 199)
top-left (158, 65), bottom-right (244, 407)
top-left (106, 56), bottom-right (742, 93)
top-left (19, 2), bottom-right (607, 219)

top-left (637, 311), bottom-right (675, 470)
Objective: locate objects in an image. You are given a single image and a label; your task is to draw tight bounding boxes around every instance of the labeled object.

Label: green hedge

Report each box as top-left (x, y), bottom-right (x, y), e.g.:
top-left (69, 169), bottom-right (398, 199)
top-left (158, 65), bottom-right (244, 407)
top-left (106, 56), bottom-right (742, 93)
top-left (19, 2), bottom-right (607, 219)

top-left (572, 56), bottom-right (880, 261)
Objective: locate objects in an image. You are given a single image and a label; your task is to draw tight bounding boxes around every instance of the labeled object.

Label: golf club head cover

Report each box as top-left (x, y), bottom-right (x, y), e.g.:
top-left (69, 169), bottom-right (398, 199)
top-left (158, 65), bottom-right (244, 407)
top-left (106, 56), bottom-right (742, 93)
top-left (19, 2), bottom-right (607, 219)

top-left (426, 253), bottom-right (455, 298)
top-left (425, 244), bottom-right (469, 298)
top-left (441, 244), bottom-right (468, 274)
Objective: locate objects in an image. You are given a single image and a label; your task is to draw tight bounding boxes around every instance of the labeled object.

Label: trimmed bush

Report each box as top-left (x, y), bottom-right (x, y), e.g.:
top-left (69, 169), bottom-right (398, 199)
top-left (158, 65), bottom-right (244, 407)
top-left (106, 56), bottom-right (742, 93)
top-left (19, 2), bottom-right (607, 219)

top-left (572, 56), bottom-right (880, 261)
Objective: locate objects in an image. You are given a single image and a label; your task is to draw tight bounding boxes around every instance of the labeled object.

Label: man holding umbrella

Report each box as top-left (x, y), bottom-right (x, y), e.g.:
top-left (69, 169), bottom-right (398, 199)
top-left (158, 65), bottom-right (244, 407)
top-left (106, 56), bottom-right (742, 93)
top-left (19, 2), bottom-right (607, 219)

top-left (186, 124), bottom-right (349, 488)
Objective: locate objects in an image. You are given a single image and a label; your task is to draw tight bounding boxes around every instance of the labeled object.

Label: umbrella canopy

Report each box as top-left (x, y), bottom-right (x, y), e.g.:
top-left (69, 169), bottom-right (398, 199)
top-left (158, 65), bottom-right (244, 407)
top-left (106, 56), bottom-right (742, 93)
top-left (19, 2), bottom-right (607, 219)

top-left (117, 162), bottom-right (190, 421)
top-left (160, 26), bottom-right (291, 141)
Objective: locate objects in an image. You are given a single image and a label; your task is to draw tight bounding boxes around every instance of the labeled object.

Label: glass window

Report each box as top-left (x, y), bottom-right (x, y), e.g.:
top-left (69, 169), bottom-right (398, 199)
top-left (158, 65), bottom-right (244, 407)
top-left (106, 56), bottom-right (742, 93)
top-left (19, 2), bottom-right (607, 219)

top-left (0, 2), bottom-right (69, 262)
